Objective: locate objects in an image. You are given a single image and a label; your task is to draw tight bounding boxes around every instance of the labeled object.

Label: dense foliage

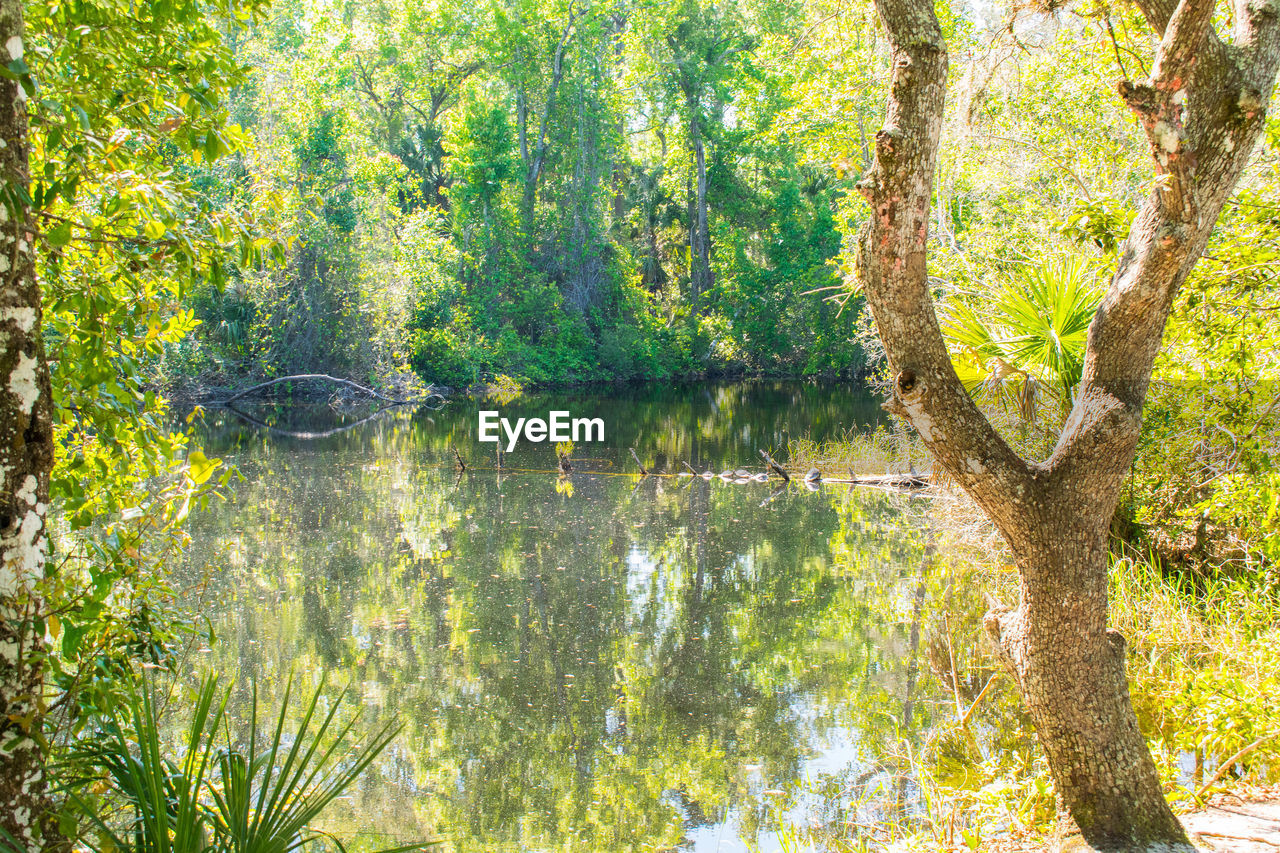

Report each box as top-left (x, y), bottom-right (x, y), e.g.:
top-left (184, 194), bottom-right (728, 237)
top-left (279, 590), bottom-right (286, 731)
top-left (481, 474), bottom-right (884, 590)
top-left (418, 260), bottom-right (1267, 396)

top-left (3, 0), bottom-right (1276, 846)
top-left (166, 0), bottom-right (874, 387)
top-left (24, 0), bottom-right (265, 800)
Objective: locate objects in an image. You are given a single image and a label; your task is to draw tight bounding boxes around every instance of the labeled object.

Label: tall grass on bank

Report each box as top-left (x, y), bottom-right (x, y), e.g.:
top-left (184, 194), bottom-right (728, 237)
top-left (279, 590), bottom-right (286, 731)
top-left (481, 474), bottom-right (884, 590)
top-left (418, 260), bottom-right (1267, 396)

top-left (786, 426), bottom-right (929, 478)
top-left (1111, 557), bottom-right (1280, 804)
top-left (754, 452), bottom-right (1278, 850)
top-left (754, 551), bottom-right (1279, 853)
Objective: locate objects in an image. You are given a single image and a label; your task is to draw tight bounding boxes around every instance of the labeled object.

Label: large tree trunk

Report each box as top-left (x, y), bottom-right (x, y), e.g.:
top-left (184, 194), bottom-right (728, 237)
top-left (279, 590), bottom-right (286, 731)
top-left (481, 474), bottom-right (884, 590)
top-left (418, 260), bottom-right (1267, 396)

top-left (855, 0), bottom-right (1280, 846)
top-left (992, 526), bottom-right (1185, 843)
top-left (0, 0), bottom-right (57, 846)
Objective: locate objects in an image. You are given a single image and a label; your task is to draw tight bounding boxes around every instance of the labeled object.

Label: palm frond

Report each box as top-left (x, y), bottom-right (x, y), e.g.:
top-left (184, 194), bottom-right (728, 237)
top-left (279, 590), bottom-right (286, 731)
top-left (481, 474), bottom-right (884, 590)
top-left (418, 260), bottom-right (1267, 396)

top-left (71, 672), bottom-right (225, 853)
top-left (208, 674), bottom-right (433, 853)
top-left (67, 672), bottom-right (438, 853)
top-left (942, 256), bottom-right (1104, 422)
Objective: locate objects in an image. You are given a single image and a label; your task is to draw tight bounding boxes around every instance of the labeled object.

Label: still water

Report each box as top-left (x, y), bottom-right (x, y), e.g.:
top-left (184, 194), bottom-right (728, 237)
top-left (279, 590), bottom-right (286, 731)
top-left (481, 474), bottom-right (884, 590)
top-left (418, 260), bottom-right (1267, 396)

top-left (179, 381), bottom-right (998, 852)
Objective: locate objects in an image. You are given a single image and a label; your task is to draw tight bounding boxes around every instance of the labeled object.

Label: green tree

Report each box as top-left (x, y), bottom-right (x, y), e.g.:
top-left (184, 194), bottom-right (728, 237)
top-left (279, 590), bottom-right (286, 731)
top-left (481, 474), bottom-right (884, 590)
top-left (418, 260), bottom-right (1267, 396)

top-left (0, 0), bottom-right (269, 841)
top-left (855, 0), bottom-right (1280, 843)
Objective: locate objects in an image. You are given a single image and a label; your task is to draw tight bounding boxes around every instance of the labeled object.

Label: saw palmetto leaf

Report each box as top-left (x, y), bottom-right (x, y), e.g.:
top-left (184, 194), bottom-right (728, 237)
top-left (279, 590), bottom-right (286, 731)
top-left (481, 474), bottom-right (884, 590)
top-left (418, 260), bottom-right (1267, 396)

top-left (67, 672), bottom-right (437, 853)
top-left (942, 256), bottom-right (1103, 423)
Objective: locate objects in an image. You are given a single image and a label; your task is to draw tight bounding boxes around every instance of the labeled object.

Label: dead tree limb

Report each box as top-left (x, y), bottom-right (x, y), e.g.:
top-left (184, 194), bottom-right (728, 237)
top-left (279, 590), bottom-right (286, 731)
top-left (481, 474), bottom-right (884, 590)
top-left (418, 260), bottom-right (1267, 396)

top-left (759, 450), bottom-right (790, 482)
top-left (225, 403), bottom-right (400, 439)
top-left (216, 374), bottom-right (445, 407)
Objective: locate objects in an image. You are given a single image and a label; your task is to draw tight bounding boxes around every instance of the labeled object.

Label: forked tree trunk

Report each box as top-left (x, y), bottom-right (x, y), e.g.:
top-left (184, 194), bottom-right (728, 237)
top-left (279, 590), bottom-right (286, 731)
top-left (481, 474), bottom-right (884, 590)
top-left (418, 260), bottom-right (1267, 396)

top-left (1, 0), bottom-right (57, 846)
top-left (855, 0), bottom-right (1280, 846)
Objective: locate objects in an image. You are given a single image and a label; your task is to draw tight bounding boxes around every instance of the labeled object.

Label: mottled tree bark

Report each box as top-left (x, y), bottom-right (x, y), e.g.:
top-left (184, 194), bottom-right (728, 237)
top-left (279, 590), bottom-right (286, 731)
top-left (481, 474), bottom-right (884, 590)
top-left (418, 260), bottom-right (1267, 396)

top-left (0, 0), bottom-right (57, 847)
top-left (855, 0), bottom-right (1280, 847)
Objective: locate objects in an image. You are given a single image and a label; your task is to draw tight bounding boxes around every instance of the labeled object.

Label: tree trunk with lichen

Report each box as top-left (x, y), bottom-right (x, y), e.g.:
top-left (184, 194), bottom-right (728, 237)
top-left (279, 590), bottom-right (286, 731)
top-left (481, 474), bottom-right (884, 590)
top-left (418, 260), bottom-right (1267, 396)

top-left (856, 0), bottom-right (1280, 846)
top-left (0, 0), bottom-right (56, 847)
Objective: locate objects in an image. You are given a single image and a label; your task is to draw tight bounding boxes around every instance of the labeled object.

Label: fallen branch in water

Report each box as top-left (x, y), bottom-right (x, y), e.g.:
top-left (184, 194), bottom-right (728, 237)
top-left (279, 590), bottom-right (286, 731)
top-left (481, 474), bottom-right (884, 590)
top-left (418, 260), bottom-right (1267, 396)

top-left (759, 450), bottom-right (790, 482)
top-left (1197, 731), bottom-right (1280, 798)
top-left (836, 472), bottom-right (931, 490)
top-left (226, 403), bottom-right (401, 439)
top-left (214, 374), bottom-right (445, 407)
top-left (960, 672), bottom-right (1001, 728)
top-left (417, 464), bottom-right (944, 495)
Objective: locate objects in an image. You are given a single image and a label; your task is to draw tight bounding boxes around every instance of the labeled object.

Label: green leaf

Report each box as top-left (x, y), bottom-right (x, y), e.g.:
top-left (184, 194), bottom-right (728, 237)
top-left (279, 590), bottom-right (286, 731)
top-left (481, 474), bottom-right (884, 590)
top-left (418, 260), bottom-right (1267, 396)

top-left (47, 221), bottom-right (72, 246)
top-left (0, 58), bottom-right (27, 79)
top-left (204, 130), bottom-right (228, 162)
top-left (187, 449), bottom-right (220, 485)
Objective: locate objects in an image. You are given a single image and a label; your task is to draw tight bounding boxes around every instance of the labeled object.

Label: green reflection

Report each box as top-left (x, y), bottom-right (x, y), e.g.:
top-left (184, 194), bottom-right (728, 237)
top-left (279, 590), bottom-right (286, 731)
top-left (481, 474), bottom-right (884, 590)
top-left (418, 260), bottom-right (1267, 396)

top-left (179, 382), bottom-right (953, 852)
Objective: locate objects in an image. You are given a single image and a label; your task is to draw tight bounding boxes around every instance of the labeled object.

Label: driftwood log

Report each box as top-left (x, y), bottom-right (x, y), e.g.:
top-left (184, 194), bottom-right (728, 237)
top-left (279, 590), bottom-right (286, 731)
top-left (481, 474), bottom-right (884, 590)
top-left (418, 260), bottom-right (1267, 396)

top-left (838, 472), bottom-right (930, 490)
top-left (215, 374), bottom-right (445, 408)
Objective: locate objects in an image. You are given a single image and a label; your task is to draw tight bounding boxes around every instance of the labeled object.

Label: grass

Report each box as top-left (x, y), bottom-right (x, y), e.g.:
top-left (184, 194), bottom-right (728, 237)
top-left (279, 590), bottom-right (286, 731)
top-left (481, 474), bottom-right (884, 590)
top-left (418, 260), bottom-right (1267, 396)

top-left (1111, 557), bottom-right (1280, 807)
top-left (785, 425), bottom-right (930, 478)
top-left (757, 545), bottom-right (1280, 852)
top-left (763, 436), bottom-right (1280, 850)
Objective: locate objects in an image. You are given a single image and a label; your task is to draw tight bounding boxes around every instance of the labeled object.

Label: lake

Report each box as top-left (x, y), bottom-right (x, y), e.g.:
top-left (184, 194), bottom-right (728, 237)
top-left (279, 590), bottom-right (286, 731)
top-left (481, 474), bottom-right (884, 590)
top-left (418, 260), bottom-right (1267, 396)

top-left (177, 381), bottom-right (1015, 852)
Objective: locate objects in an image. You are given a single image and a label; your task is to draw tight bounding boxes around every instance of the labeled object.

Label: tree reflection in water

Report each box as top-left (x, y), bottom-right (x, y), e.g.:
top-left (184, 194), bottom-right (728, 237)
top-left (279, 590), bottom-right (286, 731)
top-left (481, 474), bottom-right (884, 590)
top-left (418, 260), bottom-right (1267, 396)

top-left (178, 382), bottom-right (1004, 852)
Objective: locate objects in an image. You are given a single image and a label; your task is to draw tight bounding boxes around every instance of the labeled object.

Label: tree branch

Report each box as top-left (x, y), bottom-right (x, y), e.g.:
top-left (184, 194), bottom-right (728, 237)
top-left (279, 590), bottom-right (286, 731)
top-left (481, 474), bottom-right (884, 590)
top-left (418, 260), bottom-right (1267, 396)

top-left (1151, 0), bottom-right (1216, 84)
top-left (985, 133), bottom-right (1094, 201)
top-left (1053, 0), bottom-right (1280, 496)
top-left (1240, 0), bottom-right (1280, 69)
top-left (215, 374), bottom-right (442, 406)
top-left (857, 0), bottom-right (1034, 529)
top-left (1131, 0), bottom-right (1179, 34)
top-left (523, 1), bottom-right (578, 212)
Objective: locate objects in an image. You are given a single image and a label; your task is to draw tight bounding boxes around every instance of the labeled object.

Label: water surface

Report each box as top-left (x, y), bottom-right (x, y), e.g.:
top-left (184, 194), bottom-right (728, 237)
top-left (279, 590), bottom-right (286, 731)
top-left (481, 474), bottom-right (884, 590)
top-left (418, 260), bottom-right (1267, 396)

top-left (180, 381), bottom-right (988, 851)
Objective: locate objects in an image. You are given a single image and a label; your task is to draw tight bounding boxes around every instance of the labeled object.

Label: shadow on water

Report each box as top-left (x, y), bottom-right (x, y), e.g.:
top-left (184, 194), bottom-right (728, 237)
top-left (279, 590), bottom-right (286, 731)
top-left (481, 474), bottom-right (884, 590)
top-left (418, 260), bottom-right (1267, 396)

top-left (178, 381), bottom-right (1035, 852)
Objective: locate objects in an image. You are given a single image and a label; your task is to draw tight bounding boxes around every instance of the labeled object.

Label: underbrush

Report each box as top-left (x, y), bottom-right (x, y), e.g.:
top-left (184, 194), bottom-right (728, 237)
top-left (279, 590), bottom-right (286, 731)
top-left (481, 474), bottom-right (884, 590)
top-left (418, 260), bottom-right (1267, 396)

top-left (761, 545), bottom-right (1279, 852)
top-left (1114, 557), bottom-right (1280, 805)
top-left (767, 435), bottom-right (1279, 850)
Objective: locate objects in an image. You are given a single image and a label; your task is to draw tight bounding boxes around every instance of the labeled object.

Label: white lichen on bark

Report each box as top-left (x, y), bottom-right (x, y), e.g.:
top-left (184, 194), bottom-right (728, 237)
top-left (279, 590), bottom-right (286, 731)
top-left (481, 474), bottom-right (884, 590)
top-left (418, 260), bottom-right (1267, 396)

top-left (8, 352), bottom-right (39, 413)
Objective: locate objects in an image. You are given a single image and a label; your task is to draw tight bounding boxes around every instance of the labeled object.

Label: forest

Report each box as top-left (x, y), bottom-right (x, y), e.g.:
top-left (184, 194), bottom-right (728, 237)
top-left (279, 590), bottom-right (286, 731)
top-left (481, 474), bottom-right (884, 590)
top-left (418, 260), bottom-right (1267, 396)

top-left (1, 0), bottom-right (1279, 848)
top-left (165, 0), bottom-right (874, 388)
